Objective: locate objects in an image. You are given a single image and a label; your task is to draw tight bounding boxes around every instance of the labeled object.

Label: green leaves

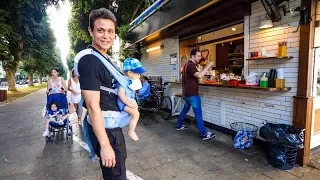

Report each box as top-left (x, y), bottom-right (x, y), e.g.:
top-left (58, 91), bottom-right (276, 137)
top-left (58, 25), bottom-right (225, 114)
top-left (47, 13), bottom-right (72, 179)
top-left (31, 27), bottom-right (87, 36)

top-left (68, 0), bottom-right (153, 61)
top-left (0, 0), bottom-right (66, 85)
top-left (67, 53), bottom-right (75, 71)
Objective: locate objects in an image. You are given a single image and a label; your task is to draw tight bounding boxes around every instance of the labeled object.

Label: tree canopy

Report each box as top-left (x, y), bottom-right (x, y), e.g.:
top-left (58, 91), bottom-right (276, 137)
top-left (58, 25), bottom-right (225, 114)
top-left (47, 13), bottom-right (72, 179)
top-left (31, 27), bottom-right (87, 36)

top-left (0, 0), bottom-right (65, 90)
top-left (68, 0), bottom-right (154, 57)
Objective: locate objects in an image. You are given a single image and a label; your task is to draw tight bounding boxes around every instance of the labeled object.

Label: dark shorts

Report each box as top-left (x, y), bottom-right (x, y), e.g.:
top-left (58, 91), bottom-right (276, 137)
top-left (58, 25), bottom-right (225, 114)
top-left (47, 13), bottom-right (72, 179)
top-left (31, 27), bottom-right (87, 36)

top-left (88, 125), bottom-right (127, 180)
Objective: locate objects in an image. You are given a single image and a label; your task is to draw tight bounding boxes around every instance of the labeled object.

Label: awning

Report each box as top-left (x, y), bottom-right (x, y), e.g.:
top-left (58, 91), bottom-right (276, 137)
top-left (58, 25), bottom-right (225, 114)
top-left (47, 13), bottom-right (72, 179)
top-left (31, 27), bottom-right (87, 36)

top-left (127, 0), bottom-right (252, 48)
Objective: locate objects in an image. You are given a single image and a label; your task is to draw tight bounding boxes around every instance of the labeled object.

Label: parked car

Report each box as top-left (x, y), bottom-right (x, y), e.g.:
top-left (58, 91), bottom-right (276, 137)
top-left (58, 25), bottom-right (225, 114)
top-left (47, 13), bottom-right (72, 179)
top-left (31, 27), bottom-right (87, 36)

top-left (33, 79), bottom-right (39, 83)
top-left (0, 81), bottom-right (8, 87)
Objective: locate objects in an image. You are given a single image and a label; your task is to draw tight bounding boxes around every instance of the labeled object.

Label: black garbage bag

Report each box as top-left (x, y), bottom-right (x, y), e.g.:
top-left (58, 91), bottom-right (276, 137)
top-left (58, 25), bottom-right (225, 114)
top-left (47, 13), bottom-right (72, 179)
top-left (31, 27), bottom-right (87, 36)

top-left (259, 123), bottom-right (304, 148)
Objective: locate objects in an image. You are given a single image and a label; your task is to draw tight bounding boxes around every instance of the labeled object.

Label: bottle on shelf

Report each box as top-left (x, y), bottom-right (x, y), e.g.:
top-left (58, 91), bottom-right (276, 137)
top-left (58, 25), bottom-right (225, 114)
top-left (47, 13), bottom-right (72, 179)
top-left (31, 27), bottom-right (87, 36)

top-left (240, 68), bottom-right (245, 84)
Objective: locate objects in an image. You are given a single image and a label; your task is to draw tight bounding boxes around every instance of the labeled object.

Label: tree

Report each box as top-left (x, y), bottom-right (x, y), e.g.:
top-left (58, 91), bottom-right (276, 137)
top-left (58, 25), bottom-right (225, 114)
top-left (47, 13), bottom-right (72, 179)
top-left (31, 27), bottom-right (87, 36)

top-left (20, 16), bottom-right (62, 86)
top-left (118, 25), bottom-right (138, 62)
top-left (0, 0), bottom-right (63, 90)
top-left (66, 53), bottom-right (75, 70)
top-left (68, 0), bottom-right (154, 56)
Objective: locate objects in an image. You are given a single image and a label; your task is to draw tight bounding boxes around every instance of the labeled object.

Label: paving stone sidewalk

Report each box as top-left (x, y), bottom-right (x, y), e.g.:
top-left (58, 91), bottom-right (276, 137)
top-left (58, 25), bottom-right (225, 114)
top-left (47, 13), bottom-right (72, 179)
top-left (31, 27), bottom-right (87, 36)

top-left (1, 88), bottom-right (320, 180)
top-left (124, 115), bottom-right (320, 180)
top-left (0, 89), bottom-right (102, 180)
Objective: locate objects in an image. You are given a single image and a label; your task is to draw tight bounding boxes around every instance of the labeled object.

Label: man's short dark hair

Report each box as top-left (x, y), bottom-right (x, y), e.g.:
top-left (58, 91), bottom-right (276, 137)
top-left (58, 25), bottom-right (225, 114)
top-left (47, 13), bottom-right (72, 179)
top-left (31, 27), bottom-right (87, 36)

top-left (89, 8), bottom-right (117, 30)
top-left (190, 49), bottom-right (200, 57)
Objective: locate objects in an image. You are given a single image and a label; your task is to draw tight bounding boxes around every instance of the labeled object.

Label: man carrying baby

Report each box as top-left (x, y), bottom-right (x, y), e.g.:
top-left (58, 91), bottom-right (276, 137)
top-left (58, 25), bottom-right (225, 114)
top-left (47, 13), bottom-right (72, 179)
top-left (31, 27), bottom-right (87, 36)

top-left (77, 8), bottom-right (127, 180)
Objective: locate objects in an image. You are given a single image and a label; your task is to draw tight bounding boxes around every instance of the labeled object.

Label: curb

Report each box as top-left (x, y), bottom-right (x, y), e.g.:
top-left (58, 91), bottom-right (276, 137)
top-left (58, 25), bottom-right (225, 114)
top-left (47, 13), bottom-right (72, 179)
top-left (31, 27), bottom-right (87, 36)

top-left (0, 88), bottom-right (46, 107)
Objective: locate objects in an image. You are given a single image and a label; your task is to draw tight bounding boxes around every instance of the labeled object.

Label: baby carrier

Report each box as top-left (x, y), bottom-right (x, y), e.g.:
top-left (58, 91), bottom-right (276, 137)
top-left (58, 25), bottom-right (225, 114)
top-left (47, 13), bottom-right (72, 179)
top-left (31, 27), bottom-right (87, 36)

top-left (74, 48), bottom-right (132, 159)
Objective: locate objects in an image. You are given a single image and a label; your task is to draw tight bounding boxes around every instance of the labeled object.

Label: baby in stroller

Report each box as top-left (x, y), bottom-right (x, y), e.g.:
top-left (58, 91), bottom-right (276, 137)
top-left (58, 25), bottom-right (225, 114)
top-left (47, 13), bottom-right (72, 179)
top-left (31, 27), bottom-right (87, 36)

top-left (42, 93), bottom-right (72, 140)
top-left (47, 102), bottom-right (65, 125)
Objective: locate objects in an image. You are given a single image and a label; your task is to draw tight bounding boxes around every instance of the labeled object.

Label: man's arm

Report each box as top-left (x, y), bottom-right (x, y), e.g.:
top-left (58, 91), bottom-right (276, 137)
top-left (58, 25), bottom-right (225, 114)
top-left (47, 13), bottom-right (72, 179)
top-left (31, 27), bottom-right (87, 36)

top-left (194, 62), bottom-right (213, 79)
top-left (78, 55), bottom-right (116, 168)
top-left (82, 90), bottom-right (111, 147)
top-left (82, 90), bottom-right (116, 167)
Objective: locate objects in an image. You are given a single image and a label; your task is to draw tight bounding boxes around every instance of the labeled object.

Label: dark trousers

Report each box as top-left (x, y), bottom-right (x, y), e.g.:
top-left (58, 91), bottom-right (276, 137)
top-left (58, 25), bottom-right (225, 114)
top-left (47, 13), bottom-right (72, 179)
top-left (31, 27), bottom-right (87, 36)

top-left (88, 125), bottom-right (127, 180)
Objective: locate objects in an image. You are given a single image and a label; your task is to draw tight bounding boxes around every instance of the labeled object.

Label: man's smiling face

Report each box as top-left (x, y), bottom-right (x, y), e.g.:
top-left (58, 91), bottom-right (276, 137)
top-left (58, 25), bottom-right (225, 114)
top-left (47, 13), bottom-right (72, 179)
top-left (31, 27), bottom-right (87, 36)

top-left (89, 18), bottom-right (115, 51)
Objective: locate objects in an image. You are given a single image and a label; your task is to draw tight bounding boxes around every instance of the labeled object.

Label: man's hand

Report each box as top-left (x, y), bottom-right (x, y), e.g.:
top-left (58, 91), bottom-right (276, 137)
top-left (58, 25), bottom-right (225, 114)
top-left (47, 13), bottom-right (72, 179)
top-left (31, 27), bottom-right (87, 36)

top-left (195, 61), bottom-right (214, 79)
top-left (100, 145), bottom-right (116, 168)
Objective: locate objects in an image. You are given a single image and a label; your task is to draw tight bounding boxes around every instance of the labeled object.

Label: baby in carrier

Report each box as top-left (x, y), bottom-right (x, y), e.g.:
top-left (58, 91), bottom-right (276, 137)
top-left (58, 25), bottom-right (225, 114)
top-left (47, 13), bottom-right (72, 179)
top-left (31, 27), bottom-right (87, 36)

top-left (117, 58), bottom-right (146, 141)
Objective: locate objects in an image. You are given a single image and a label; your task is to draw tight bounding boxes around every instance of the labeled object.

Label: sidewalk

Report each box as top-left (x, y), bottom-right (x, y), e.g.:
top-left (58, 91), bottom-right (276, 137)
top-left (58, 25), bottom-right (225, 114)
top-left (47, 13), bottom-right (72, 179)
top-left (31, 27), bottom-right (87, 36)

top-left (1, 88), bottom-right (319, 180)
top-left (124, 115), bottom-right (320, 180)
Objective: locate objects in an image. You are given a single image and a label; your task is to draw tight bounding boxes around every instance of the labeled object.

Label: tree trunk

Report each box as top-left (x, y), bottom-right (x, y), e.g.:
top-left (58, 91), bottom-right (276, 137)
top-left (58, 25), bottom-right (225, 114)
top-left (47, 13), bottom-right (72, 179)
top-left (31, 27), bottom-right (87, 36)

top-left (6, 69), bottom-right (17, 91)
top-left (28, 72), bottom-right (34, 86)
top-left (39, 74), bottom-right (43, 84)
top-left (4, 40), bottom-right (22, 91)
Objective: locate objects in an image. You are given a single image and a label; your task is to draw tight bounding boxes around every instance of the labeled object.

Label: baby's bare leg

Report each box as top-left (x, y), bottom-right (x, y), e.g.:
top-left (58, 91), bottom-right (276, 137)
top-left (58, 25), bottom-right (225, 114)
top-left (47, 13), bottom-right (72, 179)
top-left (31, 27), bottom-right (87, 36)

top-left (124, 106), bottom-right (140, 141)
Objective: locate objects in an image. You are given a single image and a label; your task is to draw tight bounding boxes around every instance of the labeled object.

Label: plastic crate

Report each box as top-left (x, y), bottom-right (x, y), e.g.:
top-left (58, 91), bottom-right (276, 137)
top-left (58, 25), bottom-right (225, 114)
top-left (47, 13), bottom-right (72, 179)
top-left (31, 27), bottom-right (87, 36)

top-left (267, 143), bottom-right (299, 170)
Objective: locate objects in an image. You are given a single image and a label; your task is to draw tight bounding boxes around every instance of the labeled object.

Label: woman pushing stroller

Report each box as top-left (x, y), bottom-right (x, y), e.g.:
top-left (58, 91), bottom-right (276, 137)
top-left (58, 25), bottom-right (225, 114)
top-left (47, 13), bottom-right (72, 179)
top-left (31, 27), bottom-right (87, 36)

top-left (42, 68), bottom-right (69, 137)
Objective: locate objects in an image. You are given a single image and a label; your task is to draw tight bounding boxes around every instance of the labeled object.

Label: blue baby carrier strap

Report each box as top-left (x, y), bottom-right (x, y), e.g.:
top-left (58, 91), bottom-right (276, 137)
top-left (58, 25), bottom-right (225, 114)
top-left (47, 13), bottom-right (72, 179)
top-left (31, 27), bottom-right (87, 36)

top-left (74, 48), bottom-right (129, 92)
top-left (74, 48), bottom-right (131, 160)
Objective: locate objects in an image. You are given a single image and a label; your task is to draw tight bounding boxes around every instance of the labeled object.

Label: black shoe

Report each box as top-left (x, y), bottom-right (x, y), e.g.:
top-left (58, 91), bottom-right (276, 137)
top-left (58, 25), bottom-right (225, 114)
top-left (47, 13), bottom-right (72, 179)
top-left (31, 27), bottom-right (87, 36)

top-left (176, 125), bottom-right (188, 131)
top-left (201, 132), bottom-right (216, 141)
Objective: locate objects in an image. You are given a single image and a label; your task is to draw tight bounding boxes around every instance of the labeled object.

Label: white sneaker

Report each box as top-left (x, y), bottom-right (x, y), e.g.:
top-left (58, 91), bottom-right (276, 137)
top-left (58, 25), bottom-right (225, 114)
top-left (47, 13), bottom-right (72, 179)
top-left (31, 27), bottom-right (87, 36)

top-left (57, 120), bottom-right (64, 125)
top-left (42, 130), bottom-right (49, 137)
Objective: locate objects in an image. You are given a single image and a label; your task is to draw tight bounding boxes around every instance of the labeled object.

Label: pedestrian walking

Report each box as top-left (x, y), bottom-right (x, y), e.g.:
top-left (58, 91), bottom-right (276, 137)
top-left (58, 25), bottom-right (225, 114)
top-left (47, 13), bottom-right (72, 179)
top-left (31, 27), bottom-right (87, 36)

top-left (68, 69), bottom-right (81, 123)
top-left (176, 49), bottom-right (217, 141)
top-left (43, 68), bottom-right (68, 137)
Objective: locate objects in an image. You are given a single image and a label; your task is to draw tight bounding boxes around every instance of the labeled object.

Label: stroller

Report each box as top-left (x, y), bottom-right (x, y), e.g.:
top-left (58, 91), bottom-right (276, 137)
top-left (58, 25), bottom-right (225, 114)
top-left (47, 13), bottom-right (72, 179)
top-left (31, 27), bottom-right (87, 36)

top-left (44, 92), bottom-right (72, 143)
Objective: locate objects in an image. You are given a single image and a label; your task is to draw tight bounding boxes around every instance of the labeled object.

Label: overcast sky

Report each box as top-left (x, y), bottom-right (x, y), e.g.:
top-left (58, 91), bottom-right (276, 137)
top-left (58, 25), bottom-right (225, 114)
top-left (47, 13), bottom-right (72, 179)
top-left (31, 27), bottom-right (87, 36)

top-left (46, 1), bottom-right (71, 68)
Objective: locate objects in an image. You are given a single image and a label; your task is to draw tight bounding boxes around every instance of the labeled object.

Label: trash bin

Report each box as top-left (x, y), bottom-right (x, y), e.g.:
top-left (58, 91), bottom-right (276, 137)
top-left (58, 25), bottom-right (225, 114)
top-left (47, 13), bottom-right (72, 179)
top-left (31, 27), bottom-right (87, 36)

top-left (267, 142), bottom-right (299, 170)
top-left (259, 123), bottom-right (304, 170)
top-left (0, 90), bottom-right (7, 101)
top-left (230, 122), bottom-right (258, 149)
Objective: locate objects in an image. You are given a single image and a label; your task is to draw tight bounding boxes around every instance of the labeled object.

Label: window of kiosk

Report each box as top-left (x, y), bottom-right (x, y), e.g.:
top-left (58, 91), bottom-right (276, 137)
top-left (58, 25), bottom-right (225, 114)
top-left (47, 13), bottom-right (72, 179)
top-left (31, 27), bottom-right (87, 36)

top-left (179, 23), bottom-right (244, 80)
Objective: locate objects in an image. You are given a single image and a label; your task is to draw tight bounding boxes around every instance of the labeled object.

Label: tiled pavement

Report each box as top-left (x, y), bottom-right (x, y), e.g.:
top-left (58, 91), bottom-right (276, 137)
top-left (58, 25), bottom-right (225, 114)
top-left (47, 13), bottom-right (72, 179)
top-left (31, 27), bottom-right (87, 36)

top-left (125, 118), bottom-right (320, 180)
top-left (0, 89), bottom-right (102, 180)
top-left (1, 89), bottom-right (320, 180)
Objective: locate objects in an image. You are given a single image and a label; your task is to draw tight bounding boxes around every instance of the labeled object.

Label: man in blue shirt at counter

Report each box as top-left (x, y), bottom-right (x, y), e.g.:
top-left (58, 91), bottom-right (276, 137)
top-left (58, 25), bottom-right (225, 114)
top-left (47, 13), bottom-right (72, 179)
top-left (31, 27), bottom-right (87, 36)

top-left (138, 75), bottom-right (150, 100)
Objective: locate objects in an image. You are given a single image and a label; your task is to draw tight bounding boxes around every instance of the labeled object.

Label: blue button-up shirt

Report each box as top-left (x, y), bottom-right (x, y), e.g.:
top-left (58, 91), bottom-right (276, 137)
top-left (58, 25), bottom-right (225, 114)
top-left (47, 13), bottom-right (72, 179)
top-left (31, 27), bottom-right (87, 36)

top-left (138, 81), bottom-right (150, 100)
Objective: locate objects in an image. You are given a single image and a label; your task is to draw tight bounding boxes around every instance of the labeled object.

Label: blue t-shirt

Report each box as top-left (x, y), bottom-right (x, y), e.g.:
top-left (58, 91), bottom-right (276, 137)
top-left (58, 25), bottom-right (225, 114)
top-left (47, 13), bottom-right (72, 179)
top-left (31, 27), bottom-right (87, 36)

top-left (48, 109), bottom-right (64, 116)
top-left (138, 81), bottom-right (150, 100)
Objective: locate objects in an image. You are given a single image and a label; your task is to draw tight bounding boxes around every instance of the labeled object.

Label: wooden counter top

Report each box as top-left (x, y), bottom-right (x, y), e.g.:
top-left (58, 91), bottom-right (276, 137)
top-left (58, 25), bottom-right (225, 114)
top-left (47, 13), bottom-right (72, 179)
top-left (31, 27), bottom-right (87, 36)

top-left (167, 82), bottom-right (292, 92)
